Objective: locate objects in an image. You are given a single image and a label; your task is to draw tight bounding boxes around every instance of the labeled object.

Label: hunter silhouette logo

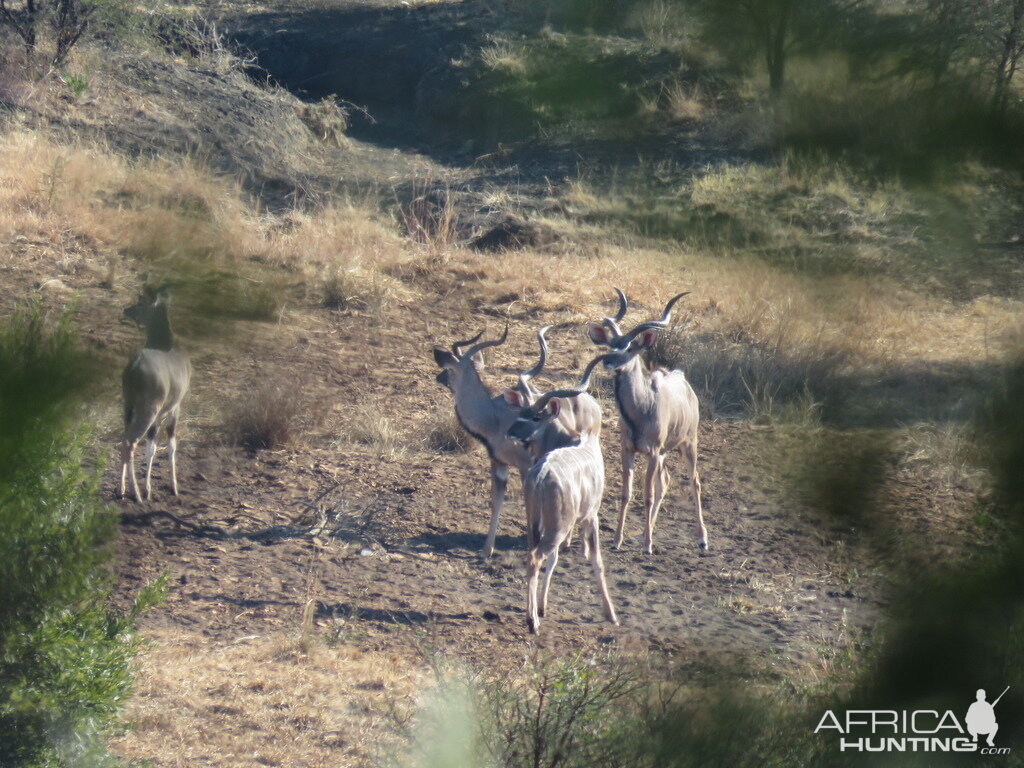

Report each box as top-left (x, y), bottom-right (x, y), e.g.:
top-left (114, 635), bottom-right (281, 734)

top-left (815, 687), bottom-right (1012, 755)
top-left (966, 687), bottom-right (1008, 747)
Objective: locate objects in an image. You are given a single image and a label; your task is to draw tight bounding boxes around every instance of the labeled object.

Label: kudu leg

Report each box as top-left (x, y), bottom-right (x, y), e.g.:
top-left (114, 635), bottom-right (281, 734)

top-left (143, 424), bottom-right (158, 501)
top-left (538, 542), bottom-right (560, 619)
top-left (483, 463), bottom-right (509, 557)
top-left (526, 531), bottom-right (560, 631)
top-left (613, 446), bottom-right (636, 549)
top-left (526, 548), bottom-right (543, 634)
top-left (585, 518), bottom-right (618, 625)
top-left (683, 443), bottom-right (708, 550)
top-left (119, 442), bottom-right (131, 498)
top-left (167, 411), bottom-right (180, 496)
top-left (127, 441), bottom-right (142, 502)
top-left (642, 454), bottom-right (659, 555)
top-left (650, 453), bottom-right (669, 528)
top-left (123, 413), bottom-right (157, 503)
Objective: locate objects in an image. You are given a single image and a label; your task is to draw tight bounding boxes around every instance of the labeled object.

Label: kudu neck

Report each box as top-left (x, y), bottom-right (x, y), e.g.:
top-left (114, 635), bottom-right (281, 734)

top-left (613, 356), bottom-right (657, 436)
top-left (145, 304), bottom-right (175, 351)
top-left (530, 420), bottom-right (582, 461)
top-left (615, 356), bottom-right (653, 397)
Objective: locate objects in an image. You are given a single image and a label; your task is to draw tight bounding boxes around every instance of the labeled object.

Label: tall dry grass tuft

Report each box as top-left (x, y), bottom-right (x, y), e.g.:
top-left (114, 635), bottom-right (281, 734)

top-left (401, 184), bottom-right (460, 255)
top-left (333, 402), bottom-right (406, 458)
top-left (225, 380), bottom-right (315, 450)
top-left (424, 412), bottom-right (476, 454)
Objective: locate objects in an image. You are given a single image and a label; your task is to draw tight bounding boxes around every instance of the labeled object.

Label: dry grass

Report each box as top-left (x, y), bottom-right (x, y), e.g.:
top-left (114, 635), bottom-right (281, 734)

top-left (3, 128), bottom-right (1016, 430)
top-left (333, 402), bottom-right (407, 457)
top-left (423, 411), bottom-right (477, 454)
top-left (639, 81), bottom-right (711, 123)
top-left (400, 185), bottom-right (460, 254)
top-left (480, 39), bottom-right (530, 76)
top-left (897, 423), bottom-right (989, 494)
top-left (224, 380), bottom-right (314, 451)
top-left (0, 130), bottom-right (411, 324)
top-left (109, 630), bottom-right (422, 768)
top-left (298, 96), bottom-right (349, 147)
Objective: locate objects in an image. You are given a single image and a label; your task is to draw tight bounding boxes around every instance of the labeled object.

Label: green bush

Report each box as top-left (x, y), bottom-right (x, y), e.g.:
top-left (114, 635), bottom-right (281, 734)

top-left (0, 306), bottom-right (164, 768)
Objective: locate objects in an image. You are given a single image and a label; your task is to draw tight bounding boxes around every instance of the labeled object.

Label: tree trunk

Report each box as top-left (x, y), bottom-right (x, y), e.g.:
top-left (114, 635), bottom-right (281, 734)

top-left (992, 0), bottom-right (1024, 117)
top-left (0, 0), bottom-right (39, 58)
top-left (25, 0), bottom-right (36, 55)
top-left (766, 6), bottom-right (791, 96)
top-left (52, 0), bottom-right (90, 67)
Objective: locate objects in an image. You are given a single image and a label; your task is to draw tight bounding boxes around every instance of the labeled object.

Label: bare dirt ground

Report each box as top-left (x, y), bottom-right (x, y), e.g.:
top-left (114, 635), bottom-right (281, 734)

top-left (101, 288), bottom-right (875, 667)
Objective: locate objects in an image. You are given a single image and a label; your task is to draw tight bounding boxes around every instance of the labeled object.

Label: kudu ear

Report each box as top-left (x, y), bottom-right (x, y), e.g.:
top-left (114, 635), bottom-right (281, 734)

top-left (546, 398), bottom-right (562, 417)
top-left (587, 322), bottom-right (611, 346)
top-left (503, 388), bottom-right (525, 408)
top-left (638, 329), bottom-right (658, 349)
top-left (433, 347), bottom-right (458, 368)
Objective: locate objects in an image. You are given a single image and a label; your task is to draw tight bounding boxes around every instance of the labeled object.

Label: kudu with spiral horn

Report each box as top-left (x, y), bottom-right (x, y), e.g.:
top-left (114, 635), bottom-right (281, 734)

top-left (433, 324), bottom-right (599, 556)
top-left (503, 355), bottom-right (617, 633)
top-left (587, 290), bottom-right (707, 554)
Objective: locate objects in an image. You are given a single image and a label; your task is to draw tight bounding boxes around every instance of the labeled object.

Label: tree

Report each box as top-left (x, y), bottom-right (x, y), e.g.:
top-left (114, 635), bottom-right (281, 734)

top-left (0, 0), bottom-right (39, 56)
top-left (0, 0), bottom-right (91, 65)
top-left (695, 0), bottom-right (861, 96)
top-left (990, 0), bottom-right (1024, 116)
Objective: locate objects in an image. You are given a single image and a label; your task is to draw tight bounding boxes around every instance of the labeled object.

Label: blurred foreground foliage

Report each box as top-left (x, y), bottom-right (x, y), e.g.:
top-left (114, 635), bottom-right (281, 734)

top-left (0, 306), bottom-right (164, 768)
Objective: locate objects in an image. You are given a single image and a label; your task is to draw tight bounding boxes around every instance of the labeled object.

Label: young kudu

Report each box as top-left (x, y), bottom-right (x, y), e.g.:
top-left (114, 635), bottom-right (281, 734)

top-left (504, 355), bottom-right (617, 634)
top-left (120, 285), bottom-right (192, 502)
top-left (433, 325), bottom-right (600, 556)
top-left (588, 291), bottom-right (707, 554)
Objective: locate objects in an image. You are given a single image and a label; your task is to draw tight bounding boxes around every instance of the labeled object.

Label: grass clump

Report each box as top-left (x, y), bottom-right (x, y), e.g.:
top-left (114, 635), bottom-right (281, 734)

top-left (425, 412), bottom-right (476, 454)
top-left (298, 96), bottom-right (349, 146)
top-left (319, 266), bottom-right (397, 319)
top-left (333, 403), bottom-right (406, 458)
top-left (0, 306), bottom-right (163, 767)
top-left (651, 324), bottom-right (846, 421)
top-left (225, 380), bottom-right (311, 450)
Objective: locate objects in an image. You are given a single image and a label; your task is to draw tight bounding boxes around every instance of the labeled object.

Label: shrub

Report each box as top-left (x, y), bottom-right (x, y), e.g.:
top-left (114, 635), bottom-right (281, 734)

top-left (298, 96), bottom-right (349, 146)
top-left (0, 306), bottom-right (163, 767)
top-left (425, 413), bottom-right (476, 454)
top-left (337, 403), bottom-right (404, 456)
top-left (319, 267), bottom-right (393, 318)
top-left (407, 654), bottom-right (649, 768)
top-left (225, 380), bottom-right (309, 451)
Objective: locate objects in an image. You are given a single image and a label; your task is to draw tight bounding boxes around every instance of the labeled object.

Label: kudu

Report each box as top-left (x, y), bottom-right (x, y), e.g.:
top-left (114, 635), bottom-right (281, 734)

top-left (587, 290), bottom-right (707, 554)
top-left (433, 324), bottom-right (599, 557)
top-left (504, 355), bottom-right (617, 633)
top-left (120, 286), bottom-right (192, 502)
